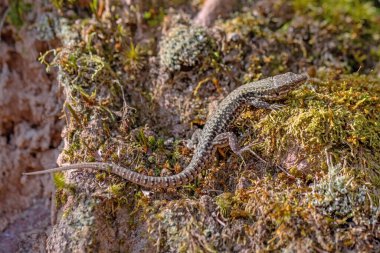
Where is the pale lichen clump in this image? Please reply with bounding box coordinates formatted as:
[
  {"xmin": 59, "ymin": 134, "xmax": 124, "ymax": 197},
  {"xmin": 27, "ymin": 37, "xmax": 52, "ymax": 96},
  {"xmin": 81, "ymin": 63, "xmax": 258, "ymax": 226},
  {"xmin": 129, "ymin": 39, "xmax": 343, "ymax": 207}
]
[
  {"xmin": 159, "ymin": 25, "xmax": 214, "ymax": 72},
  {"xmin": 310, "ymin": 155, "xmax": 369, "ymax": 218}
]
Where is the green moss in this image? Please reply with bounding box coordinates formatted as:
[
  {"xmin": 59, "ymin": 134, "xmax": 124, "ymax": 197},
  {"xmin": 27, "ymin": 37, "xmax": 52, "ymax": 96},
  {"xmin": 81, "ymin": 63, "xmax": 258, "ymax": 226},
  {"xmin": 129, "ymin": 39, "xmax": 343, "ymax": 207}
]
[
  {"xmin": 95, "ymin": 172, "xmax": 107, "ymax": 181},
  {"xmin": 215, "ymin": 192, "xmax": 234, "ymax": 218},
  {"xmin": 135, "ymin": 128, "xmax": 149, "ymax": 149},
  {"xmin": 53, "ymin": 172, "xmax": 76, "ymax": 208},
  {"xmin": 107, "ymin": 183, "xmax": 126, "ymax": 197},
  {"xmin": 44, "ymin": 43, "xmax": 136, "ymax": 163},
  {"xmin": 254, "ymin": 73, "xmax": 379, "ymax": 182},
  {"xmin": 51, "ymin": 0, "xmax": 76, "ymax": 10},
  {"xmin": 88, "ymin": 0, "xmax": 99, "ymax": 16},
  {"xmin": 53, "ymin": 172, "xmax": 76, "ymax": 193},
  {"xmin": 220, "ymin": 12, "xmax": 265, "ymax": 41},
  {"xmin": 53, "ymin": 172, "xmax": 66, "ymax": 190}
]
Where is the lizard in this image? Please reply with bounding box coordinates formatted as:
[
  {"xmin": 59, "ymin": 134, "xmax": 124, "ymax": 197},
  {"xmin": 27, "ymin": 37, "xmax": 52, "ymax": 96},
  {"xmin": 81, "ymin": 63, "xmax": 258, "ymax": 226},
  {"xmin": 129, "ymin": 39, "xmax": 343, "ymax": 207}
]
[{"xmin": 23, "ymin": 72, "xmax": 308, "ymax": 188}]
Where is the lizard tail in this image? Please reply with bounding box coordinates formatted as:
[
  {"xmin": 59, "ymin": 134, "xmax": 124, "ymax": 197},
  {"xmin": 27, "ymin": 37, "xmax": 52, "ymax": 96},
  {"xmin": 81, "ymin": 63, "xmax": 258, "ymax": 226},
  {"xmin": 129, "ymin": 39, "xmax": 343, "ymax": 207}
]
[
  {"xmin": 23, "ymin": 166, "xmax": 79, "ymax": 175},
  {"xmin": 23, "ymin": 162, "xmax": 198, "ymax": 188}
]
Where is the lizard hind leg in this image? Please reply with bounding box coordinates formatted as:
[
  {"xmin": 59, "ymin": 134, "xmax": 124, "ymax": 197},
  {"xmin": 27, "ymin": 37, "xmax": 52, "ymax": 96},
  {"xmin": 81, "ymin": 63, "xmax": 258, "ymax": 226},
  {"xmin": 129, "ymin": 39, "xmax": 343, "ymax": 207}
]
[
  {"xmin": 185, "ymin": 128, "xmax": 203, "ymax": 150},
  {"xmin": 211, "ymin": 132, "xmax": 255, "ymax": 165}
]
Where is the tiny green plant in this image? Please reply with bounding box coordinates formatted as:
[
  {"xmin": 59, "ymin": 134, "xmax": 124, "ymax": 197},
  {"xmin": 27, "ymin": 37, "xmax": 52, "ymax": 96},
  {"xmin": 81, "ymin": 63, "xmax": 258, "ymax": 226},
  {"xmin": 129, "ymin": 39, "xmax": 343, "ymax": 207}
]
[{"xmin": 123, "ymin": 42, "xmax": 145, "ymax": 71}]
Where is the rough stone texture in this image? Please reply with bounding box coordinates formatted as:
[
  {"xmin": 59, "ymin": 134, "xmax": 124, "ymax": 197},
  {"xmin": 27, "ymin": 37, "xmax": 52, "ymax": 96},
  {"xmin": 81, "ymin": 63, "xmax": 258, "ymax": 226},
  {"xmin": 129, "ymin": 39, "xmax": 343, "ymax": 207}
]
[{"xmin": 0, "ymin": 1, "xmax": 63, "ymax": 250}]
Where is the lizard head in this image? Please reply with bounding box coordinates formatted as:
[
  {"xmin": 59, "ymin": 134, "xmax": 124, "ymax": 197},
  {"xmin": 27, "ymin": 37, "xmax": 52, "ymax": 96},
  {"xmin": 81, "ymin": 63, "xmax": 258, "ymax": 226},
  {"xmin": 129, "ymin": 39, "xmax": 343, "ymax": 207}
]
[{"xmin": 258, "ymin": 72, "xmax": 308, "ymax": 100}]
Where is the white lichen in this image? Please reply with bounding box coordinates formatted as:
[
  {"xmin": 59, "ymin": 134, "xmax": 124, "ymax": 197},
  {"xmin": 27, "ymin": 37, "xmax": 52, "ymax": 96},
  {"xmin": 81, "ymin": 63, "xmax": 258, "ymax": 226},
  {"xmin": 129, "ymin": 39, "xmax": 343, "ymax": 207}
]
[
  {"xmin": 310, "ymin": 153, "xmax": 368, "ymax": 217},
  {"xmin": 159, "ymin": 25, "xmax": 213, "ymax": 72}
]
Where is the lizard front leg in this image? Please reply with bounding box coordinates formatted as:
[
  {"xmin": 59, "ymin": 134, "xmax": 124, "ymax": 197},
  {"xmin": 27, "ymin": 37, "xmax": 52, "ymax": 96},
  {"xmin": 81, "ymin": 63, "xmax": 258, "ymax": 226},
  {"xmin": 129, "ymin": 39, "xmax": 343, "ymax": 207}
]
[{"xmin": 247, "ymin": 98, "xmax": 285, "ymax": 110}]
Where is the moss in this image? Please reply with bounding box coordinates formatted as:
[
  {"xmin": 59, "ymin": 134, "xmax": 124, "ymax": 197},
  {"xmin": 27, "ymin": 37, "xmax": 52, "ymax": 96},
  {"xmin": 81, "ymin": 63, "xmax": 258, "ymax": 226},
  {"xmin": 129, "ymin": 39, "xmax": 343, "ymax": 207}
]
[
  {"xmin": 215, "ymin": 192, "xmax": 234, "ymax": 218},
  {"xmin": 54, "ymin": 172, "xmax": 67, "ymax": 189},
  {"xmin": 53, "ymin": 172, "xmax": 76, "ymax": 192},
  {"xmin": 95, "ymin": 172, "xmax": 107, "ymax": 181},
  {"xmin": 53, "ymin": 172, "xmax": 76, "ymax": 208},
  {"xmin": 253, "ymin": 73, "xmax": 379, "ymax": 183},
  {"xmin": 147, "ymin": 169, "xmax": 378, "ymax": 251},
  {"xmin": 107, "ymin": 183, "xmax": 126, "ymax": 197},
  {"xmin": 88, "ymin": 0, "xmax": 99, "ymax": 16},
  {"xmin": 143, "ymin": 7, "xmax": 165, "ymax": 27},
  {"xmin": 42, "ymin": 44, "xmax": 137, "ymax": 164},
  {"xmin": 147, "ymin": 199, "xmax": 221, "ymax": 253}
]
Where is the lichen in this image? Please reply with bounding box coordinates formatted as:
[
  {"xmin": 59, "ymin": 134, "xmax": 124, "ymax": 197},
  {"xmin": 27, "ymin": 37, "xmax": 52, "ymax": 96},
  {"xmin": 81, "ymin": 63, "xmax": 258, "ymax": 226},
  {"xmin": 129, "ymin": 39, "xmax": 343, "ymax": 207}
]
[
  {"xmin": 159, "ymin": 25, "xmax": 215, "ymax": 72},
  {"xmin": 309, "ymin": 153, "xmax": 370, "ymax": 218}
]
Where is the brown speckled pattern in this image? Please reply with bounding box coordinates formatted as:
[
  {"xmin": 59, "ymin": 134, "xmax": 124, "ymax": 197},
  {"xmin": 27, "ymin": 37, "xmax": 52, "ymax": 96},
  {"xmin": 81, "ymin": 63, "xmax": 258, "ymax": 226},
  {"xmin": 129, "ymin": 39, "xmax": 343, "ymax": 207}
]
[{"xmin": 24, "ymin": 73, "xmax": 308, "ymax": 188}]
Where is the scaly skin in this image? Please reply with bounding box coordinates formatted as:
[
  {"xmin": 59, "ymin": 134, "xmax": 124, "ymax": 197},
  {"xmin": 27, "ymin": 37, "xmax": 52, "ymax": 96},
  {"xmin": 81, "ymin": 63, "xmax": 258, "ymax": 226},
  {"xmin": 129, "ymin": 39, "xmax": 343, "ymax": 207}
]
[{"xmin": 24, "ymin": 72, "xmax": 308, "ymax": 188}]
